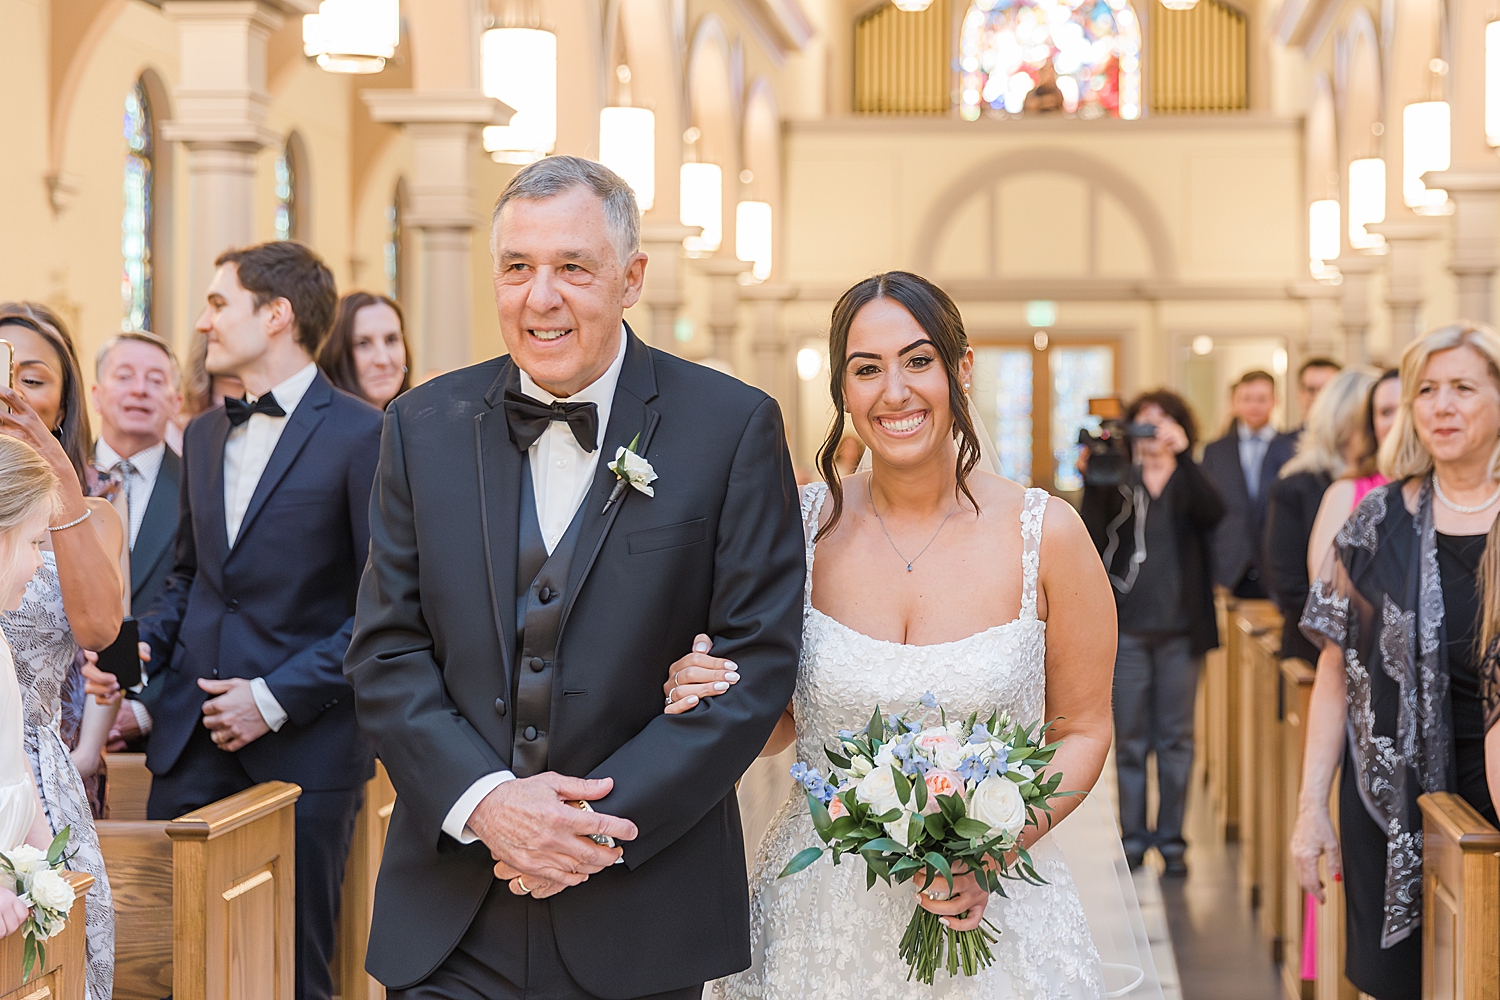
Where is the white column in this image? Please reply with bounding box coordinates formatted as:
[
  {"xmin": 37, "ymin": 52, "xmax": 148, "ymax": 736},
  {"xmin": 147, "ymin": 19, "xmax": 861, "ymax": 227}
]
[
  {"xmin": 160, "ymin": 0, "xmax": 315, "ymax": 306},
  {"xmin": 1424, "ymin": 0, "xmax": 1500, "ymax": 323},
  {"xmin": 639, "ymin": 224, "xmax": 699, "ymax": 349},
  {"xmin": 363, "ymin": 91, "xmax": 510, "ymax": 376},
  {"xmin": 1367, "ymin": 219, "xmax": 1445, "ymax": 348},
  {"xmin": 1337, "ymin": 254, "xmax": 1379, "ymax": 364},
  {"xmin": 740, "ymin": 283, "xmax": 798, "ymax": 405},
  {"xmin": 699, "ymin": 257, "xmax": 749, "ymax": 371}
]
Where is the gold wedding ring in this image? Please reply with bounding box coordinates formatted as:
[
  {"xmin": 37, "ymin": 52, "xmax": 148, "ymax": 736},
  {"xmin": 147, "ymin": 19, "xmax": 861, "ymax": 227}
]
[{"xmin": 516, "ymin": 876, "xmax": 531, "ymax": 895}]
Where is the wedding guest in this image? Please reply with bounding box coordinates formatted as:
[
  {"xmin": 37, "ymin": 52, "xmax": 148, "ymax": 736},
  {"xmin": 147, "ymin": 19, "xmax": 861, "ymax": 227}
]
[
  {"xmin": 1293, "ymin": 323, "xmax": 1500, "ymax": 1000},
  {"xmin": 317, "ymin": 291, "xmax": 410, "ymax": 409},
  {"xmin": 1202, "ymin": 370, "xmax": 1297, "ymax": 598},
  {"xmin": 1304, "ymin": 368, "xmax": 1401, "ymax": 581},
  {"xmin": 1264, "ymin": 367, "xmax": 1378, "ymax": 664},
  {"xmin": 121, "ymin": 242, "xmax": 380, "ymax": 1000},
  {"xmin": 1296, "ymin": 356, "xmax": 1342, "ymax": 427},
  {"xmin": 170, "ymin": 332, "xmax": 244, "ymax": 453},
  {"xmin": 0, "ymin": 308, "xmax": 123, "ymax": 1000},
  {"xmin": 91, "ymin": 331, "xmax": 182, "ymax": 614},
  {"xmin": 1079, "ymin": 389, "xmax": 1224, "ymax": 875}
]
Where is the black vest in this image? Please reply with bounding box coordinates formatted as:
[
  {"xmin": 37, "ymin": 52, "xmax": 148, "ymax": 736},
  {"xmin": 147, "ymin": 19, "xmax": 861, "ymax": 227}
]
[{"xmin": 510, "ymin": 460, "xmax": 586, "ymax": 777}]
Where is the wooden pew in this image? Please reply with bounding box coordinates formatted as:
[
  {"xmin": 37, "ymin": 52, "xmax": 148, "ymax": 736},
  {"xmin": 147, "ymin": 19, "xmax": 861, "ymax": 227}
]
[
  {"xmin": 1247, "ymin": 608, "xmax": 1287, "ymax": 959},
  {"xmin": 1418, "ymin": 791, "xmax": 1500, "ymax": 1000},
  {"xmin": 333, "ymin": 762, "xmax": 396, "ymax": 1000},
  {"xmin": 1208, "ymin": 593, "xmax": 1242, "ymax": 840},
  {"xmin": 1233, "ymin": 600, "xmax": 1280, "ymax": 920},
  {"xmin": 1280, "ymin": 657, "xmax": 1316, "ymax": 1000},
  {"xmin": 104, "ymin": 752, "xmax": 151, "ymax": 820},
  {"xmin": 0, "ymin": 871, "xmax": 93, "ymax": 1000},
  {"xmin": 98, "ymin": 781, "xmax": 301, "ymax": 1000},
  {"xmin": 1315, "ymin": 770, "xmax": 1359, "ymax": 1000}
]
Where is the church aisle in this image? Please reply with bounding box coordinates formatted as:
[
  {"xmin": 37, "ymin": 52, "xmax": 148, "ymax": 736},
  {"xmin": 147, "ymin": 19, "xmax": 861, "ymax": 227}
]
[{"xmin": 1154, "ymin": 776, "xmax": 1285, "ymax": 1000}]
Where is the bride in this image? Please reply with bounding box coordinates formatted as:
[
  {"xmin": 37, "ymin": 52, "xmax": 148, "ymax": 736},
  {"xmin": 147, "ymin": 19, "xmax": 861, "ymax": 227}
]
[{"xmin": 663, "ymin": 272, "xmax": 1118, "ymax": 999}]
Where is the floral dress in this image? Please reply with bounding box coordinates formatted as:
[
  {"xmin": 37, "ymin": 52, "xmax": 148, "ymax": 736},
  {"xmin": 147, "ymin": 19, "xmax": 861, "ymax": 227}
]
[{"xmin": 2, "ymin": 552, "xmax": 114, "ymax": 1000}]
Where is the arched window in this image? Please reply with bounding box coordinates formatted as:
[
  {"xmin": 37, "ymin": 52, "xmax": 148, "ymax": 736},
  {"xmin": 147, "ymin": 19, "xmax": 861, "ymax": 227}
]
[
  {"xmin": 384, "ymin": 180, "xmax": 404, "ymax": 300},
  {"xmin": 122, "ymin": 80, "xmax": 154, "ymax": 331},
  {"xmin": 274, "ymin": 142, "xmax": 297, "ymax": 242},
  {"xmin": 957, "ymin": 0, "xmax": 1141, "ymax": 120}
]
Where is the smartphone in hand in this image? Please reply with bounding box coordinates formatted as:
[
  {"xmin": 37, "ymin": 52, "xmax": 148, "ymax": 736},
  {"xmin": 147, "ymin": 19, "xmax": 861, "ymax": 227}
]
[{"xmin": 95, "ymin": 618, "xmax": 142, "ymax": 689}]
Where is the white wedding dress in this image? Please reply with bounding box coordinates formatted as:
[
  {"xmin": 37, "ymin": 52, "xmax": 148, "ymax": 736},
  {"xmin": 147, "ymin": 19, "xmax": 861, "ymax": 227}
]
[{"xmin": 717, "ymin": 484, "xmax": 1107, "ymax": 1000}]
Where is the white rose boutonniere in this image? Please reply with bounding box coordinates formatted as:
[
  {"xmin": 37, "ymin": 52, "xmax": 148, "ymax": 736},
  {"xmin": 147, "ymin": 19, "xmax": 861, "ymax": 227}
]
[{"xmin": 602, "ymin": 433, "xmax": 657, "ymax": 514}]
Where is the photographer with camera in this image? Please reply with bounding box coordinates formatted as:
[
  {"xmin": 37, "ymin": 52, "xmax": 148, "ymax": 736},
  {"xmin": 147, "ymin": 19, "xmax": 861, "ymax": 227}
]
[{"xmin": 1080, "ymin": 390, "xmax": 1224, "ymax": 875}]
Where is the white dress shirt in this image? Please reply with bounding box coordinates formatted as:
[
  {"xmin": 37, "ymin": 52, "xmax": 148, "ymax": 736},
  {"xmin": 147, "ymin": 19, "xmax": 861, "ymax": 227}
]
[
  {"xmin": 226, "ymin": 362, "xmax": 319, "ymax": 733},
  {"xmin": 95, "ymin": 439, "xmax": 166, "ymax": 550},
  {"xmin": 440, "ymin": 326, "xmax": 628, "ymax": 844}
]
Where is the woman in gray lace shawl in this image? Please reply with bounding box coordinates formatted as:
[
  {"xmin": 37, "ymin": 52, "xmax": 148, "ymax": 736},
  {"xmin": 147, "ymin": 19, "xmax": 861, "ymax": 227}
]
[{"xmin": 1291, "ymin": 322, "xmax": 1500, "ymax": 1000}]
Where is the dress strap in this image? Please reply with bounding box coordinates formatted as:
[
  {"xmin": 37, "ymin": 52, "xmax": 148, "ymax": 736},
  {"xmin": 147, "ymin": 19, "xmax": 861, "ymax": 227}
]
[
  {"xmin": 800, "ymin": 483, "xmax": 830, "ymax": 609},
  {"xmin": 1019, "ymin": 487, "xmax": 1048, "ymax": 620}
]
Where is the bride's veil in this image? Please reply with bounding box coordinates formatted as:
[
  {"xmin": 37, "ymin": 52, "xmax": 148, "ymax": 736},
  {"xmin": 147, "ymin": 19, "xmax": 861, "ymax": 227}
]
[{"xmin": 855, "ymin": 396, "xmax": 1002, "ymax": 478}]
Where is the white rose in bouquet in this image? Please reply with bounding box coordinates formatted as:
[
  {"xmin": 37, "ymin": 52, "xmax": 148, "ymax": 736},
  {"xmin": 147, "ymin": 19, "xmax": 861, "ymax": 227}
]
[
  {"xmin": 848, "ymin": 755, "xmax": 873, "ymax": 778},
  {"xmin": 936, "ymin": 744, "xmax": 967, "ymax": 772},
  {"xmin": 3, "ymin": 845, "xmax": 48, "ymax": 879},
  {"xmin": 856, "ymin": 765, "xmax": 905, "ymax": 816},
  {"xmin": 873, "ymin": 744, "xmax": 896, "ymax": 769},
  {"xmin": 27, "ymin": 869, "xmax": 74, "ymax": 935},
  {"xmin": 969, "ymin": 774, "xmax": 1027, "ymax": 838}
]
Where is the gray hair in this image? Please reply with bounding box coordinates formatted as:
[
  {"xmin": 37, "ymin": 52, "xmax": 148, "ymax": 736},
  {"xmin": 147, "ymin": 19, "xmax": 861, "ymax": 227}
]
[
  {"xmin": 490, "ymin": 156, "xmax": 641, "ymax": 265},
  {"xmin": 95, "ymin": 330, "xmax": 180, "ymax": 385}
]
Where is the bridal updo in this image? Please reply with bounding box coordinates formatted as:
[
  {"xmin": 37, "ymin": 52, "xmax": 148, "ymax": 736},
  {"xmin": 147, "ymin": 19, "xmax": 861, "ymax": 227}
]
[{"xmin": 816, "ymin": 271, "xmax": 983, "ymax": 541}]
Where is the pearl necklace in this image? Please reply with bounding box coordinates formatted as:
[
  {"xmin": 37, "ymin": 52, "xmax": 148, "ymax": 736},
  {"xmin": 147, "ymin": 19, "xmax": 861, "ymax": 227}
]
[{"xmin": 1432, "ymin": 473, "xmax": 1500, "ymax": 514}]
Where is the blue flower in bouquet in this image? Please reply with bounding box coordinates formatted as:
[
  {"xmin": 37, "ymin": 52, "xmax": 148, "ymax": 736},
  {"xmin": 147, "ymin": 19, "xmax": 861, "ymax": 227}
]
[
  {"xmin": 957, "ymin": 754, "xmax": 990, "ymax": 784},
  {"xmin": 966, "ymin": 722, "xmax": 991, "ymax": 745},
  {"xmin": 919, "ymin": 691, "xmax": 939, "ymax": 709},
  {"xmin": 789, "ymin": 761, "xmax": 835, "ymax": 804}
]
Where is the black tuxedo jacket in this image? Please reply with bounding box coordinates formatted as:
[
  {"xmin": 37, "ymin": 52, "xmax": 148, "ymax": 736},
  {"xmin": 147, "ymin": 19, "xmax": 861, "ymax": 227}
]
[
  {"xmin": 1200, "ymin": 422, "xmax": 1298, "ymax": 591},
  {"xmin": 345, "ymin": 332, "xmax": 805, "ymax": 996},
  {"xmin": 130, "ymin": 445, "xmax": 181, "ymax": 614},
  {"xmin": 137, "ymin": 372, "xmax": 382, "ymax": 791}
]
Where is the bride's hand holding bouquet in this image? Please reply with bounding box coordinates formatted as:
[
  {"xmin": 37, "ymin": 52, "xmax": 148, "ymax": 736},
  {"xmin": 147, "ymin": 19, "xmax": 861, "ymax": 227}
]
[{"xmin": 779, "ymin": 694, "xmax": 1074, "ymax": 984}]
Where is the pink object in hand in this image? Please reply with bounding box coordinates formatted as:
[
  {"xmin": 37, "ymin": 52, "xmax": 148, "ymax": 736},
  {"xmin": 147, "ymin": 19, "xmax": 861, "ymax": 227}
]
[{"xmin": 1301, "ymin": 890, "xmax": 1318, "ymax": 980}]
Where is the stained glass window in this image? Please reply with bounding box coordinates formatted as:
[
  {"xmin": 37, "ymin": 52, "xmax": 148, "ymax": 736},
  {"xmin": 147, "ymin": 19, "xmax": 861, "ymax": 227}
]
[
  {"xmin": 384, "ymin": 185, "xmax": 403, "ymax": 300},
  {"xmin": 958, "ymin": 0, "xmax": 1141, "ymax": 121},
  {"xmin": 1050, "ymin": 346, "xmax": 1114, "ymax": 491},
  {"xmin": 275, "ymin": 145, "xmax": 296, "ymax": 242},
  {"xmin": 122, "ymin": 81, "xmax": 153, "ymax": 332},
  {"xmin": 972, "ymin": 348, "xmax": 1035, "ymax": 485}
]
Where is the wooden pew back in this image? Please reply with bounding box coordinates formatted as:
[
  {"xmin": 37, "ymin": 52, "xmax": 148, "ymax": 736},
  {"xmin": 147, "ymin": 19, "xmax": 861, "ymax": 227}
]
[
  {"xmin": 335, "ymin": 763, "xmax": 396, "ymax": 1000},
  {"xmin": 99, "ymin": 781, "xmax": 301, "ymax": 1000},
  {"xmin": 104, "ymin": 753, "xmax": 151, "ymax": 821},
  {"xmin": 1419, "ymin": 791, "xmax": 1500, "ymax": 1000},
  {"xmin": 1279, "ymin": 658, "xmax": 1316, "ymax": 1000},
  {"xmin": 0, "ymin": 872, "xmax": 93, "ymax": 1000}
]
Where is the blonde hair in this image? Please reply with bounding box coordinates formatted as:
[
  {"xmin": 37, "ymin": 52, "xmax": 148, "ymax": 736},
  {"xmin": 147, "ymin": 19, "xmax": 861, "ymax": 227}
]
[
  {"xmin": 1280, "ymin": 366, "xmax": 1379, "ymax": 480},
  {"xmin": 0, "ymin": 436, "xmax": 59, "ymax": 533},
  {"xmin": 1379, "ymin": 321, "xmax": 1500, "ymax": 482}
]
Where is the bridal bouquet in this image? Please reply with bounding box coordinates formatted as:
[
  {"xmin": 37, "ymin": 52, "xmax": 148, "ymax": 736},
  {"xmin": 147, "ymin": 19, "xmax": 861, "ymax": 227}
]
[
  {"xmin": 779, "ymin": 695, "xmax": 1070, "ymax": 984},
  {"xmin": 0, "ymin": 828, "xmax": 75, "ymax": 981}
]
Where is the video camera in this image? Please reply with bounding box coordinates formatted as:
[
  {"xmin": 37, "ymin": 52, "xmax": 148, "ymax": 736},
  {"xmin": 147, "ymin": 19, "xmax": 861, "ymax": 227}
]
[{"xmin": 1078, "ymin": 397, "xmax": 1157, "ymax": 488}]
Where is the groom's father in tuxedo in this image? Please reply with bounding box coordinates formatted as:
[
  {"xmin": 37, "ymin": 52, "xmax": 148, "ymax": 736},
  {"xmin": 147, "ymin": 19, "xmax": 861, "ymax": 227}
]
[
  {"xmin": 136, "ymin": 242, "xmax": 382, "ymax": 1000},
  {"xmin": 346, "ymin": 157, "xmax": 804, "ymax": 1000}
]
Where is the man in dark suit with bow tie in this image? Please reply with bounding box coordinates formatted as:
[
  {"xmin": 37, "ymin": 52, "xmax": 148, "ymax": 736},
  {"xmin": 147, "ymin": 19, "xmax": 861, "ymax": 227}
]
[
  {"xmin": 133, "ymin": 242, "xmax": 382, "ymax": 1000},
  {"xmin": 346, "ymin": 157, "xmax": 805, "ymax": 999}
]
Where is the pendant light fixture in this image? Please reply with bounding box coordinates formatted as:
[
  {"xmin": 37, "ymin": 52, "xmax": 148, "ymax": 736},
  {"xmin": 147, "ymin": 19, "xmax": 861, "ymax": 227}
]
[
  {"xmin": 302, "ymin": 0, "xmax": 400, "ymax": 74},
  {"xmin": 735, "ymin": 201, "xmax": 772, "ymax": 280},
  {"xmin": 1347, "ymin": 157, "xmax": 1387, "ymax": 250},
  {"xmin": 1403, "ymin": 100, "xmax": 1451, "ymax": 214},
  {"xmin": 680, "ymin": 163, "xmax": 722, "ymax": 254},
  {"xmin": 600, "ymin": 107, "xmax": 655, "ymax": 211},
  {"xmin": 481, "ymin": 27, "xmax": 557, "ymax": 164}
]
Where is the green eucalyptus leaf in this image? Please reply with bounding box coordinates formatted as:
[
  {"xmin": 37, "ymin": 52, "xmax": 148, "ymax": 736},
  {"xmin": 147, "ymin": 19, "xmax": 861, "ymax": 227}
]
[
  {"xmin": 46, "ymin": 826, "xmax": 69, "ymax": 866},
  {"xmin": 891, "ymin": 768, "xmax": 911, "ymax": 805},
  {"xmin": 868, "ymin": 704, "xmax": 884, "ymax": 742},
  {"xmin": 953, "ymin": 817, "xmax": 992, "ymax": 839},
  {"xmin": 777, "ymin": 847, "xmax": 825, "ymax": 878},
  {"xmin": 859, "ymin": 837, "xmax": 905, "ymax": 855},
  {"xmin": 825, "ymin": 748, "xmax": 852, "ymax": 769},
  {"xmin": 923, "ymin": 852, "xmax": 954, "ymax": 892},
  {"xmin": 913, "ymin": 771, "xmax": 928, "ymax": 812},
  {"xmin": 808, "ymin": 794, "xmax": 833, "ymax": 839},
  {"xmin": 922, "ymin": 812, "xmax": 948, "ymax": 840},
  {"xmin": 828, "ymin": 815, "xmax": 859, "ymax": 839}
]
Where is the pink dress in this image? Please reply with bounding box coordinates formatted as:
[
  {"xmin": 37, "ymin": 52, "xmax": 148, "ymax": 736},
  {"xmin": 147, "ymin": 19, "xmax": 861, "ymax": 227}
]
[{"xmin": 1352, "ymin": 473, "xmax": 1387, "ymax": 505}]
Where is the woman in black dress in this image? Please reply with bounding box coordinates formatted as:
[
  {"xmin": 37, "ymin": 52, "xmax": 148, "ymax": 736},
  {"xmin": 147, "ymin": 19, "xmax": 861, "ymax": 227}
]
[
  {"xmin": 1292, "ymin": 322, "xmax": 1500, "ymax": 1000},
  {"xmin": 1264, "ymin": 367, "xmax": 1378, "ymax": 663}
]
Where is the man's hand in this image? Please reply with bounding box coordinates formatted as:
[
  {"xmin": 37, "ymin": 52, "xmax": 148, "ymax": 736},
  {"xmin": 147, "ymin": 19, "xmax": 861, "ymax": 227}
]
[
  {"xmin": 107, "ymin": 705, "xmax": 143, "ymax": 753},
  {"xmin": 198, "ymin": 678, "xmax": 271, "ymax": 752},
  {"xmin": 467, "ymin": 773, "xmax": 638, "ymax": 899}
]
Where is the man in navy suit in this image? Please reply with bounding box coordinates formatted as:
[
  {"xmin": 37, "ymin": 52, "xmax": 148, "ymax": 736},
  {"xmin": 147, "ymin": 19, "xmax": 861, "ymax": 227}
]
[
  {"xmin": 134, "ymin": 242, "xmax": 382, "ymax": 1000},
  {"xmin": 1200, "ymin": 369, "xmax": 1297, "ymax": 599}
]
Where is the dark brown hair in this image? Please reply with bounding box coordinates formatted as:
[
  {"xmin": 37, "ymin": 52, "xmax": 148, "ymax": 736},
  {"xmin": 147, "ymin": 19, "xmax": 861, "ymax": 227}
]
[
  {"xmin": 1354, "ymin": 368, "xmax": 1400, "ymax": 478},
  {"xmin": 317, "ymin": 292, "xmax": 410, "ymax": 407},
  {"xmin": 0, "ymin": 303, "xmax": 92, "ymax": 488},
  {"xmin": 1297, "ymin": 356, "xmax": 1342, "ymax": 380},
  {"xmin": 816, "ymin": 271, "xmax": 981, "ymax": 541},
  {"xmin": 1233, "ymin": 369, "xmax": 1277, "ymax": 391},
  {"xmin": 215, "ymin": 241, "xmax": 337, "ymax": 356},
  {"xmin": 1124, "ymin": 389, "xmax": 1199, "ymax": 450}
]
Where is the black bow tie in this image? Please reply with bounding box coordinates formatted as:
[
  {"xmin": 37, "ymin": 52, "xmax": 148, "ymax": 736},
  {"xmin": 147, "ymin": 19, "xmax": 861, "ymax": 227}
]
[
  {"xmin": 224, "ymin": 392, "xmax": 287, "ymax": 428},
  {"xmin": 502, "ymin": 390, "xmax": 599, "ymax": 453}
]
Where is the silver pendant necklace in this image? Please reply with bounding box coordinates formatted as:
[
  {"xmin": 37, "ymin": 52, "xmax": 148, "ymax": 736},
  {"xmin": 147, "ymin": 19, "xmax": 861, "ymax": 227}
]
[
  {"xmin": 1432, "ymin": 473, "xmax": 1500, "ymax": 514},
  {"xmin": 868, "ymin": 479, "xmax": 960, "ymax": 572}
]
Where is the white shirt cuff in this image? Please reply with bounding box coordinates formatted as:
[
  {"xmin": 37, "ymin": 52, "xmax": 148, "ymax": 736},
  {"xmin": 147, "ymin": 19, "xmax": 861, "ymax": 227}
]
[
  {"xmin": 128, "ymin": 699, "xmax": 152, "ymax": 735},
  {"xmin": 442, "ymin": 771, "xmax": 517, "ymax": 843},
  {"xmin": 249, "ymin": 677, "xmax": 289, "ymax": 732}
]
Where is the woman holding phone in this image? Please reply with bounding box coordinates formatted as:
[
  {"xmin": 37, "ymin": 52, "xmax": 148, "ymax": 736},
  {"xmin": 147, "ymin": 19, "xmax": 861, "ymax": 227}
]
[{"xmin": 0, "ymin": 306, "xmax": 122, "ymax": 1000}]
